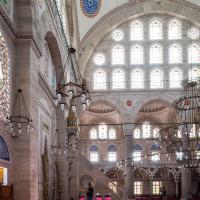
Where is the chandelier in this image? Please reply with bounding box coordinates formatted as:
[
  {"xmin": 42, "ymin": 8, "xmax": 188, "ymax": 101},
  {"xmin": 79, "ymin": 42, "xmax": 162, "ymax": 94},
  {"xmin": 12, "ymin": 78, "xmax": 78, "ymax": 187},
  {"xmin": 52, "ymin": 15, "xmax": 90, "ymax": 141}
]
[
  {"xmin": 55, "ymin": 47, "xmax": 91, "ymax": 112},
  {"xmin": 6, "ymin": 89, "xmax": 33, "ymax": 136},
  {"xmin": 159, "ymin": 79, "xmax": 200, "ymax": 169}
]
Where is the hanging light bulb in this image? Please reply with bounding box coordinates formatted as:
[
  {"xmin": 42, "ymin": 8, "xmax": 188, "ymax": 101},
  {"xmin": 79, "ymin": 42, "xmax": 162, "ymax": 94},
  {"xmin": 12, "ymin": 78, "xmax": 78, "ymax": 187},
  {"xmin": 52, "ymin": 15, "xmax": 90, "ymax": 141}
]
[
  {"xmin": 82, "ymin": 102, "xmax": 86, "ymax": 111},
  {"xmin": 54, "ymin": 98, "xmax": 59, "ymax": 107},
  {"xmin": 57, "ymin": 93, "xmax": 62, "ymax": 102},
  {"xmin": 68, "ymin": 90, "xmax": 74, "ymax": 99},
  {"xmin": 17, "ymin": 122, "xmax": 22, "ymax": 129},
  {"xmin": 86, "ymin": 98, "xmax": 91, "ymax": 106},
  {"xmin": 81, "ymin": 93, "xmax": 86, "ymax": 101},
  {"xmin": 60, "ymin": 103, "xmax": 65, "ymax": 111},
  {"xmin": 72, "ymin": 105, "xmax": 76, "ymax": 112}
]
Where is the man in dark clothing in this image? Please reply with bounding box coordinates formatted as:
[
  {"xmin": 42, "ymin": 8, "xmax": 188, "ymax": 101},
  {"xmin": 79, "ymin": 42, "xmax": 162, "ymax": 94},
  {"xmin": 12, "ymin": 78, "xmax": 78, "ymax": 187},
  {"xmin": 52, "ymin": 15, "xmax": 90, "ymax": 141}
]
[{"xmin": 86, "ymin": 182, "xmax": 94, "ymax": 200}]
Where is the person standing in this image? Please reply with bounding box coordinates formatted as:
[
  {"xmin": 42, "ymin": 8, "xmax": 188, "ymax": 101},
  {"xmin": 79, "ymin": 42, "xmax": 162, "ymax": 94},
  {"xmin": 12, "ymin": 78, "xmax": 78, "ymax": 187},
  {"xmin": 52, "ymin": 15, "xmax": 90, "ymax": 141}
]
[{"xmin": 86, "ymin": 182, "xmax": 94, "ymax": 200}]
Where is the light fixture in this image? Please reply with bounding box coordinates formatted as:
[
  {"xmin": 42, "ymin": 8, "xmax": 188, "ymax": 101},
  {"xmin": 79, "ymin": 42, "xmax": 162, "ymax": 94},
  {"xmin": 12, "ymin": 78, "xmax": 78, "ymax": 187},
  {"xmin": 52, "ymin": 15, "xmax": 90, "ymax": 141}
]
[
  {"xmin": 159, "ymin": 80, "xmax": 200, "ymax": 169},
  {"xmin": 6, "ymin": 89, "xmax": 33, "ymax": 135},
  {"xmin": 55, "ymin": 47, "xmax": 91, "ymax": 112}
]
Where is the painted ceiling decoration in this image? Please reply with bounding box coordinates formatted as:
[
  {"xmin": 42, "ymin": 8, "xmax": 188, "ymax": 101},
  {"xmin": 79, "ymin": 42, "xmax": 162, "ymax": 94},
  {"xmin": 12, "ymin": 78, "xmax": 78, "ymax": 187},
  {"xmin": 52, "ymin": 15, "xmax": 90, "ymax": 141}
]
[
  {"xmin": 0, "ymin": 136, "xmax": 10, "ymax": 161},
  {"xmin": 80, "ymin": 0, "xmax": 101, "ymax": 18}
]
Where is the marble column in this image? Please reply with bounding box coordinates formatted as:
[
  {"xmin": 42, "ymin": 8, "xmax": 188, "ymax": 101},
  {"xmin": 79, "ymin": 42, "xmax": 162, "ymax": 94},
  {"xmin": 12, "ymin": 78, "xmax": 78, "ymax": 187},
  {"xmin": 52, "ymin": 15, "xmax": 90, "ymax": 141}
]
[
  {"xmin": 123, "ymin": 124, "xmax": 134, "ymax": 199},
  {"xmin": 181, "ymin": 168, "xmax": 191, "ymax": 198}
]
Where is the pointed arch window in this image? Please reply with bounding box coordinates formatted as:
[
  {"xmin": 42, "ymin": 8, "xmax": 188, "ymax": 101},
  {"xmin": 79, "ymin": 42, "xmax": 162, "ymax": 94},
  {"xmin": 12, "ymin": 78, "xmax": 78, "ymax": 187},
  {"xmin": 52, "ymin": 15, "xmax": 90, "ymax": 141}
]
[
  {"xmin": 93, "ymin": 70, "xmax": 107, "ymax": 90},
  {"xmin": 168, "ymin": 19, "xmax": 182, "ymax": 40},
  {"xmin": 149, "ymin": 19, "xmax": 163, "ymax": 40},
  {"xmin": 0, "ymin": 31, "xmax": 9, "ymax": 119},
  {"xmin": 188, "ymin": 67, "xmax": 200, "ymax": 81},
  {"xmin": 169, "ymin": 68, "xmax": 182, "ymax": 88},
  {"xmin": 150, "ymin": 44, "xmax": 163, "ymax": 64},
  {"xmin": 131, "ymin": 69, "xmax": 144, "ymax": 89},
  {"xmin": 188, "ymin": 44, "xmax": 200, "ymax": 63},
  {"xmin": 143, "ymin": 122, "xmax": 151, "ymax": 138},
  {"xmin": 133, "ymin": 144, "xmax": 142, "ymax": 162},
  {"xmin": 150, "ymin": 69, "xmax": 163, "ymax": 89},
  {"xmin": 131, "ymin": 20, "xmax": 143, "ymax": 41},
  {"xmin": 169, "ymin": 44, "xmax": 182, "ymax": 64},
  {"xmin": 131, "ymin": 45, "xmax": 144, "ymax": 65},
  {"xmin": 112, "ymin": 45, "xmax": 125, "ymax": 65},
  {"xmin": 112, "ymin": 69, "xmax": 125, "ymax": 89},
  {"xmin": 108, "ymin": 145, "xmax": 117, "ymax": 162}
]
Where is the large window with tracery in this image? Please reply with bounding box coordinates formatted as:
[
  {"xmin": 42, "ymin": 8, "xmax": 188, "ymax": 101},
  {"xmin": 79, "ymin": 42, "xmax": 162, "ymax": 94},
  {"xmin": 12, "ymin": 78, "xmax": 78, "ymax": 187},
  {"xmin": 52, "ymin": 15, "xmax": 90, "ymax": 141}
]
[
  {"xmin": 0, "ymin": 31, "xmax": 9, "ymax": 119},
  {"xmin": 91, "ymin": 15, "xmax": 200, "ymax": 91}
]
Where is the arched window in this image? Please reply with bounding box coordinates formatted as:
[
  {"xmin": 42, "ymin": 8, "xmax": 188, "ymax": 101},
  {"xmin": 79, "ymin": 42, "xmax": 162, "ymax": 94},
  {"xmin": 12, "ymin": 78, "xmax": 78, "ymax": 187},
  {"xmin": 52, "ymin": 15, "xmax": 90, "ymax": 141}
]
[
  {"xmin": 112, "ymin": 69, "xmax": 125, "ymax": 89},
  {"xmin": 150, "ymin": 69, "xmax": 163, "ymax": 89},
  {"xmin": 150, "ymin": 44, "xmax": 163, "ymax": 64},
  {"xmin": 169, "ymin": 44, "xmax": 182, "ymax": 63},
  {"xmin": 89, "ymin": 145, "xmax": 99, "ymax": 162},
  {"xmin": 112, "ymin": 45, "xmax": 125, "ymax": 65},
  {"xmin": 143, "ymin": 122, "xmax": 150, "ymax": 138},
  {"xmin": 131, "ymin": 20, "xmax": 143, "ymax": 41},
  {"xmin": 151, "ymin": 144, "xmax": 160, "ymax": 161},
  {"xmin": 149, "ymin": 19, "xmax": 163, "ymax": 40},
  {"xmin": 108, "ymin": 145, "xmax": 117, "ymax": 162},
  {"xmin": 168, "ymin": 19, "xmax": 182, "ymax": 40},
  {"xmin": 133, "ymin": 144, "xmax": 142, "ymax": 161},
  {"xmin": 93, "ymin": 70, "xmax": 107, "ymax": 90},
  {"xmin": 131, "ymin": 69, "xmax": 144, "ymax": 89},
  {"xmin": 153, "ymin": 128, "xmax": 160, "ymax": 138},
  {"xmin": 99, "ymin": 123, "xmax": 107, "ymax": 139},
  {"xmin": 188, "ymin": 67, "xmax": 200, "ymax": 81},
  {"xmin": 109, "ymin": 129, "xmax": 116, "ymax": 139},
  {"xmin": 133, "ymin": 128, "xmax": 141, "ymax": 139},
  {"xmin": 188, "ymin": 44, "xmax": 200, "ymax": 63},
  {"xmin": 169, "ymin": 68, "xmax": 182, "ymax": 88},
  {"xmin": 130, "ymin": 45, "xmax": 144, "ymax": 64},
  {"xmin": 90, "ymin": 129, "xmax": 97, "ymax": 139},
  {"xmin": 0, "ymin": 31, "xmax": 9, "ymax": 119}
]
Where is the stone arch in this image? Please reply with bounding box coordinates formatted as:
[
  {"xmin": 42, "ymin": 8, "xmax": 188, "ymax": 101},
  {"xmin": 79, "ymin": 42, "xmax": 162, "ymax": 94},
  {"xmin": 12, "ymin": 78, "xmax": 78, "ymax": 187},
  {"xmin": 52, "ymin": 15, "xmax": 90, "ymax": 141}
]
[
  {"xmin": 78, "ymin": 0, "xmax": 200, "ymax": 75},
  {"xmin": 45, "ymin": 31, "xmax": 64, "ymax": 85}
]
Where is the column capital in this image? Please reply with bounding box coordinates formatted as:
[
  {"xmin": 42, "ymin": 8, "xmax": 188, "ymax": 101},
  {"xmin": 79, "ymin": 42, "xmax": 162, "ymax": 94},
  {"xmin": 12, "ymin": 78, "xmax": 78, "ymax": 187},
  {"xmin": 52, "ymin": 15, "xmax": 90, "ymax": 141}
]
[{"xmin": 123, "ymin": 123, "xmax": 134, "ymax": 136}]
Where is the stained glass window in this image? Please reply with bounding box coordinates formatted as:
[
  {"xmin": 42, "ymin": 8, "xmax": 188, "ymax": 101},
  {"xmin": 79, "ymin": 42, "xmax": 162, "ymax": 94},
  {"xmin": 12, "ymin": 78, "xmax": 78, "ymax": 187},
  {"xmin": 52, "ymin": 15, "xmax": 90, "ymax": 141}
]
[
  {"xmin": 188, "ymin": 67, "xmax": 200, "ymax": 81},
  {"xmin": 112, "ymin": 69, "xmax": 125, "ymax": 89},
  {"xmin": 112, "ymin": 29, "xmax": 124, "ymax": 41},
  {"xmin": 169, "ymin": 44, "xmax": 182, "ymax": 64},
  {"xmin": 93, "ymin": 70, "xmax": 107, "ymax": 90},
  {"xmin": 0, "ymin": 31, "xmax": 9, "ymax": 119},
  {"xmin": 168, "ymin": 19, "xmax": 182, "ymax": 40},
  {"xmin": 169, "ymin": 68, "xmax": 182, "ymax": 88},
  {"xmin": 94, "ymin": 53, "xmax": 105, "ymax": 66},
  {"xmin": 133, "ymin": 128, "xmax": 141, "ymax": 139},
  {"xmin": 99, "ymin": 123, "xmax": 107, "ymax": 139},
  {"xmin": 188, "ymin": 27, "xmax": 200, "ymax": 40},
  {"xmin": 150, "ymin": 44, "xmax": 163, "ymax": 64},
  {"xmin": 131, "ymin": 45, "xmax": 144, "ymax": 64},
  {"xmin": 112, "ymin": 45, "xmax": 125, "ymax": 65},
  {"xmin": 131, "ymin": 20, "xmax": 143, "ymax": 41},
  {"xmin": 109, "ymin": 129, "xmax": 116, "ymax": 139},
  {"xmin": 150, "ymin": 69, "xmax": 163, "ymax": 89},
  {"xmin": 149, "ymin": 19, "xmax": 163, "ymax": 40},
  {"xmin": 153, "ymin": 128, "xmax": 160, "ymax": 138},
  {"xmin": 188, "ymin": 44, "xmax": 200, "ymax": 63},
  {"xmin": 90, "ymin": 128, "xmax": 97, "ymax": 139},
  {"xmin": 131, "ymin": 69, "xmax": 144, "ymax": 89}
]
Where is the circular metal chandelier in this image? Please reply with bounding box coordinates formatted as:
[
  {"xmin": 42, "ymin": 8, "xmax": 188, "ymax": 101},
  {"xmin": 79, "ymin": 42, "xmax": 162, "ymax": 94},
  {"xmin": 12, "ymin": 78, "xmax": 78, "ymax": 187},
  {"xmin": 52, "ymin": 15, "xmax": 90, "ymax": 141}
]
[
  {"xmin": 159, "ymin": 79, "xmax": 200, "ymax": 169},
  {"xmin": 55, "ymin": 47, "xmax": 91, "ymax": 112}
]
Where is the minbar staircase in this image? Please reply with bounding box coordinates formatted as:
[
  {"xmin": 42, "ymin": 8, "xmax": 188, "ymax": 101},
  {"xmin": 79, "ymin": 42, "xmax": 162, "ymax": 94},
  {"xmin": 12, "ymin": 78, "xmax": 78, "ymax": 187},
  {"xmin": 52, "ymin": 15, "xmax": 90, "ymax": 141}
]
[{"xmin": 79, "ymin": 154, "xmax": 124, "ymax": 200}]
